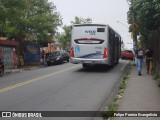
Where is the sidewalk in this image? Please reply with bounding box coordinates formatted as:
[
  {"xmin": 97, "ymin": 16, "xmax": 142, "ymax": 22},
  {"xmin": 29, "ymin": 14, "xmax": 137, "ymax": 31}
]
[
  {"xmin": 114, "ymin": 63, "xmax": 160, "ymax": 120},
  {"xmin": 5, "ymin": 65, "xmax": 44, "ymax": 74}
]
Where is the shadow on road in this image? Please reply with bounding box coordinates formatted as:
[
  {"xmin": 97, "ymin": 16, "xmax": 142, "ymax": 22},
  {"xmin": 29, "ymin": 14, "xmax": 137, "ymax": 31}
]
[{"xmin": 75, "ymin": 65, "xmax": 112, "ymax": 73}]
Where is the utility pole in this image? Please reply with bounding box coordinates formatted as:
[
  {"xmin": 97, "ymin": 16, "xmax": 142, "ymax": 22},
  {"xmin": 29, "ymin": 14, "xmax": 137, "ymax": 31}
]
[
  {"xmin": 126, "ymin": 0, "xmax": 138, "ymax": 66},
  {"xmin": 126, "ymin": 0, "xmax": 138, "ymax": 51}
]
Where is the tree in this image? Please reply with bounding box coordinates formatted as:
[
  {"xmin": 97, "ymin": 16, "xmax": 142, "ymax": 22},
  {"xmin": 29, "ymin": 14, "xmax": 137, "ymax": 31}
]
[
  {"xmin": 0, "ymin": 0, "xmax": 62, "ymax": 43},
  {"xmin": 24, "ymin": 0, "xmax": 62, "ymax": 43},
  {"xmin": 71, "ymin": 16, "xmax": 92, "ymax": 24},
  {"xmin": 58, "ymin": 16, "xmax": 92, "ymax": 50},
  {"xmin": 127, "ymin": 0, "xmax": 160, "ymax": 44},
  {"xmin": 58, "ymin": 25, "xmax": 71, "ymax": 50},
  {"xmin": 0, "ymin": 0, "xmax": 27, "ymax": 38}
]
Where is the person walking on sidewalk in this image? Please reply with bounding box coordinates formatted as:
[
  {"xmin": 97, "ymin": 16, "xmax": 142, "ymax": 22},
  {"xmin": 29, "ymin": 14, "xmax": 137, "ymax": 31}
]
[
  {"xmin": 135, "ymin": 45, "xmax": 144, "ymax": 76},
  {"xmin": 145, "ymin": 46, "xmax": 153, "ymax": 74}
]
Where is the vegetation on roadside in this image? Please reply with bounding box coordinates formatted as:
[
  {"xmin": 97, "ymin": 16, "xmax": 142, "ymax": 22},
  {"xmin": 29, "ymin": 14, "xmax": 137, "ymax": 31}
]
[
  {"xmin": 128, "ymin": 0, "xmax": 160, "ymax": 45},
  {"xmin": 0, "ymin": 0, "xmax": 62, "ymax": 43},
  {"xmin": 128, "ymin": 0, "xmax": 160, "ymax": 79},
  {"xmin": 118, "ymin": 74, "xmax": 129, "ymax": 95},
  {"xmin": 102, "ymin": 71, "xmax": 131, "ymax": 120},
  {"xmin": 153, "ymin": 69, "xmax": 160, "ymax": 87}
]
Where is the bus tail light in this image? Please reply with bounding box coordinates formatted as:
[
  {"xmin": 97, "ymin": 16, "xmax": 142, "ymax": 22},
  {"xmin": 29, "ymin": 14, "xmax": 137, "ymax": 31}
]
[
  {"xmin": 103, "ymin": 48, "xmax": 108, "ymax": 58},
  {"xmin": 70, "ymin": 47, "xmax": 74, "ymax": 57}
]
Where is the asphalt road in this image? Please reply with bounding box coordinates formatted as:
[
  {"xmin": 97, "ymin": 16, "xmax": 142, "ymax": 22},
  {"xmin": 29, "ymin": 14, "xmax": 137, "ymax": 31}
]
[{"xmin": 0, "ymin": 60, "xmax": 129, "ymax": 120}]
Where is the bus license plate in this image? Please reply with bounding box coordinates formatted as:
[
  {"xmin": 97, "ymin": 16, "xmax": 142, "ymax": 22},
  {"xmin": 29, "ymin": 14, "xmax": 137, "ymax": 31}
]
[{"xmin": 85, "ymin": 40, "xmax": 92, "ymax": 43}]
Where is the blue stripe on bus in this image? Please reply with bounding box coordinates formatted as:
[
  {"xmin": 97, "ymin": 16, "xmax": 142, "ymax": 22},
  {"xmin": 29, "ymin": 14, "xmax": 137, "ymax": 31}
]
[{"xmin": 78, "ymin": 53, "xmax": 101, "ymax": 58}]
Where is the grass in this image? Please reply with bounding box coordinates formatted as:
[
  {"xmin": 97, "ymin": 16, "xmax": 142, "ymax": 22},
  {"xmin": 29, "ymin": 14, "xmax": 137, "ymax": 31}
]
[
  {"xmin": 102, "ymin": 71, "xmax": 131, "ymax": 120},
  {"xmin": 152, "ymin": 70, "xmax": 160, "ymax": 87},
  {"xmin": 102, "ymin": 102, "xmax": 119, "ymax": 119},
  {"xmin": 118, "ymin": 72, "xmax": 130, "ymax": 95},
  {"xmin": 108, "ymin": 102, "xmax": 119, "ymax": 111}
]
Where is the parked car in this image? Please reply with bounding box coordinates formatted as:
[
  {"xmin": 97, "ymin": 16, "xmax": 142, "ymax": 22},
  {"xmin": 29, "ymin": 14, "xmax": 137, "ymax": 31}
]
[
  {"xmin": 45, "ymin": 51, "xmax": 70, "ymax": 66},
  {"xmin": 121, "ymin": 50, "xmax": 134, "ymax": 60}
]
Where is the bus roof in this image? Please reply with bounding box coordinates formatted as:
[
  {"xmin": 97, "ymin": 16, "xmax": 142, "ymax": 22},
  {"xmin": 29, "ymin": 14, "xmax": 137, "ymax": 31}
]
[
  {"xmin": 72, "ymin": 23, "xmax": 122, "ymax": 38},
  {"xmin": 73, "ymin": 24, "xmax": 107, "ymax": 27}
]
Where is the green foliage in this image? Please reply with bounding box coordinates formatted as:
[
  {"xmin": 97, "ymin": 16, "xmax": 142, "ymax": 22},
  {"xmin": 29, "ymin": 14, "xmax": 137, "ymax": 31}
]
[
  {"xmin": 153, "ymin": 72, "xmax": 160, "ymax": 80},
  {"xmin": 57, "ymin": 25, "xmax": 71, "ymax": 50},
  {"xmin": 119, "ymin": 78, "xmax": 127, "ymax": 90},
  {"xmin": 58, "ymin": 16, "xmax": 92, "ymax": 50},
  {"xmin": 102, "ymin": 102, "xmax": 118, "ymax": 119},
  {"xmin": 127, "ymin": 0, "xmax": 160, "ymax": 44},
  {"xmin": 152, "ymin": 71, "xmax": 160, "ymax": 87},
  {"xmin": 108, "ymin": 102, "xmax": 119, "ymax": 112},
  {"xmin": 0, "ymin": 0, "xmax": 62, "ymax": 43},
  {"xmin": 71, "ymin": 16, "xmax": 92, "ymax": 24}
]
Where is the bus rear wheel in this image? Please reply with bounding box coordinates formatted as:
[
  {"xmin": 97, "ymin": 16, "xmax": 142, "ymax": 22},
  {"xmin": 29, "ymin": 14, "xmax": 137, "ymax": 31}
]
[{"xmin": 82, "ymin": 63, "xmax": 88, "ymax": 68}]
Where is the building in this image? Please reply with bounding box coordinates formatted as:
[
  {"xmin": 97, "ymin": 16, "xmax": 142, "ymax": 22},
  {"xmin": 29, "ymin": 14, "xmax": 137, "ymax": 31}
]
[
  {"xmin": 0, "ymin": 37, "xmax": 19, "ymax": 69},
  {"xmin": 42, "ymin": 37, "xmax": 62, "ymax": 53}
]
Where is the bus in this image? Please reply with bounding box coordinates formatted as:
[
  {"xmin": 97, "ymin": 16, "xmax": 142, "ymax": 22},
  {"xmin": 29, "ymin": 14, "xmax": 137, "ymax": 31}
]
[{"xmin": 70, "ymin": 24, "xmax": 122, "ymax": 68}]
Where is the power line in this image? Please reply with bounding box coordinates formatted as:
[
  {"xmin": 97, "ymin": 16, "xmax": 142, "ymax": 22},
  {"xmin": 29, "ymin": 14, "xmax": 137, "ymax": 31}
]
[{"xmin": 116, "ymin": 21, "xmax": 128, "ymax": 29}]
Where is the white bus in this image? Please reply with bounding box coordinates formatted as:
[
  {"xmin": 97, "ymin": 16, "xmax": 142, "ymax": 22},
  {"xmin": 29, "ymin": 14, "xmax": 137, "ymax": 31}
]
[{"xmin": 70, "ymin": 24, "xmax": 122, "ymax": 68}]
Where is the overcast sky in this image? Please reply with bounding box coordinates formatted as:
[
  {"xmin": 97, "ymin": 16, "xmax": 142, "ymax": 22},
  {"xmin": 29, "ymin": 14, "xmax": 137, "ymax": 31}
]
[{"xmin": 49, "ymin": 0, "xmax": 133, "ymax": 49}]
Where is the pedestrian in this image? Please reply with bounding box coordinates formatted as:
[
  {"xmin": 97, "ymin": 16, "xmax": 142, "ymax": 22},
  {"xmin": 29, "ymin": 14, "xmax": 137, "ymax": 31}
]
[
  {"xmin": 135, "ymin": 45, "xmax": 144, "ymax": 76},
  {"xmin": 145, "ymin": 46, "xmax": 153, "ymax": 74},
  {"xmin": 41, "ymin": 50, "xmax": 46, "ymax": 65}
]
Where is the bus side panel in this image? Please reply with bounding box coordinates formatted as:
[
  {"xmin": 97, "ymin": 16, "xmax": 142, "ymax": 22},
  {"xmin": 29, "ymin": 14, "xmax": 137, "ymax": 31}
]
[{"xmin": 108, "ymin": 28, "xmax": 121, "ymax": 66}]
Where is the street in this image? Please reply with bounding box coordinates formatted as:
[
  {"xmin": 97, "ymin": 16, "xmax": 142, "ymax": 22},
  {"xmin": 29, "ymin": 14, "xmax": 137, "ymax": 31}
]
[{"xmin": 0, "ymin": 60, "xmax": 129, "ymax": 120}]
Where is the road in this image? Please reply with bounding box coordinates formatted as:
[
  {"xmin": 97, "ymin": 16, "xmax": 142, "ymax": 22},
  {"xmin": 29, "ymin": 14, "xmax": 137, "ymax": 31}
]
[{"xmin": 0, "ymin": 60, "xmax": 130, "ymax": 120}]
